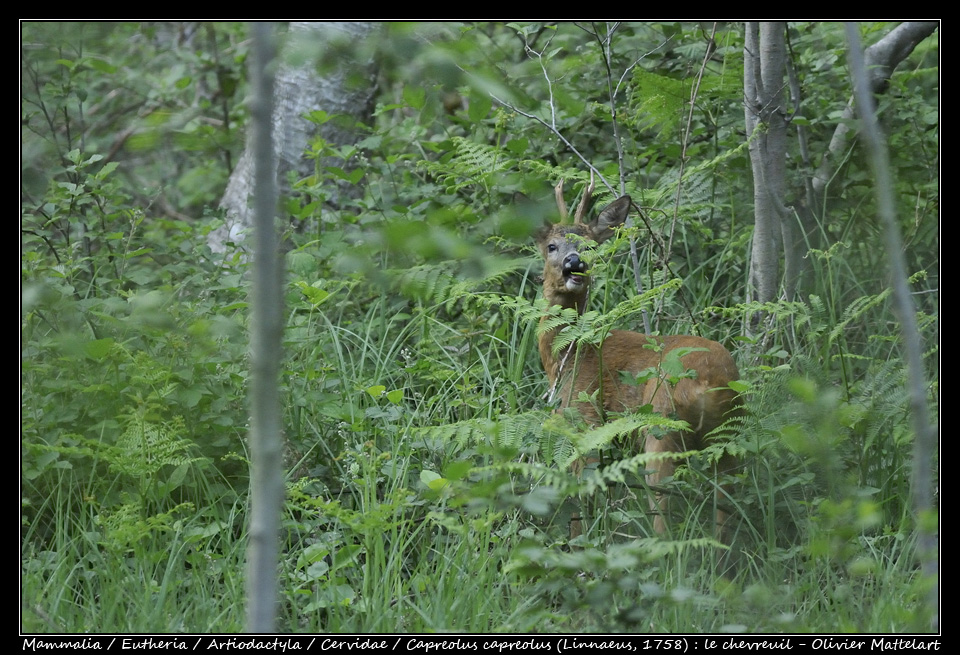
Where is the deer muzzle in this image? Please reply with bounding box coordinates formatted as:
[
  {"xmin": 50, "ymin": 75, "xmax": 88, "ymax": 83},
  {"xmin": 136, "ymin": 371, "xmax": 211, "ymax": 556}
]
[{"xmin": 562, "ymin": 253, "xmax": 588, "ymax": 289}]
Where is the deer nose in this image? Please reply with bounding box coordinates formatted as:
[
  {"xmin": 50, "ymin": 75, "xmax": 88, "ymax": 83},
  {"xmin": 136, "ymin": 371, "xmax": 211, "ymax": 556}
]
[{"xmin": 563, "ymin": 253, "xmax": 587, "ymax": 275}]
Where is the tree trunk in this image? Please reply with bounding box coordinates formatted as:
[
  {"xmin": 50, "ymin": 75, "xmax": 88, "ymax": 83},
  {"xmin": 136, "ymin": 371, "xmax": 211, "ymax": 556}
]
[
  {"xmin": 744, "ymin": 22, "xmax": 789, "ymax": 306},
  {"xmin": 211, "ymin": 21, "xmax": 380, "ymax": 253},
  {"xmin": 244, "ymin": 22, "xmax": 284, "ymax": 634},
  {"xmin": 744, "ymin": 21, "xmax": 936, "ymax": 309},
  {"xmin": 846, "ymin": 21, "xmax": 939, "ymax": 633}
]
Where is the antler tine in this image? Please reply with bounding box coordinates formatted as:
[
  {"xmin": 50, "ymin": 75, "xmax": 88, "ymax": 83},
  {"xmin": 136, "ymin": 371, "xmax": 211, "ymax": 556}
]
[
  {"xmin": 554, "ymin": 179, "xmax": 570, "ymax": 224},
  {"xmin": 573, "ymin": 171, "xmax": 595, "ymax": 225}
]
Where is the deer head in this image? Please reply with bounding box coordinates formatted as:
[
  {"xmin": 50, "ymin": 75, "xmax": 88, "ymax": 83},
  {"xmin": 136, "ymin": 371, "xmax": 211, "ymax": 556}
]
[{"xmin": 533, "ymin": 177, "xmax": 632, "ymax": 312}]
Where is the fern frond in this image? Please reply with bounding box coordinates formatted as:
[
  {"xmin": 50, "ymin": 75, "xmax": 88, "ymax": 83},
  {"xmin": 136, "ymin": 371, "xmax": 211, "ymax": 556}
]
[
  {"xmin": 412, "ymin": 410, "xmax": 551, "ymax": 452},
  {"xmin": 827, "ymin": 287, "xmax": 892, "ymax": 345},
  {"xmin": 391, "ymin": 257, "xmax": 532, "ymax": 312},
  {"xmin": 418, "ymin": 137, "xmax": 513, "ymax": 193},
  {"xmin": 638, "ymin": 536, "xmax": 727, "ymax": 558},
  {"xmin": 544, "ymin": 411, "xmax": 689, "ymax": 470},
  {"xmin": 475, "ymin": 460, "xmax": 578, "ymax": 492},
  {"xmin": 96, "ymin": 501, "xmax": 194, "ymax": 550},
  {"xmin": 112, "ymin": 415, "xmax": 205, "ymax": 478},
  {"xmin": 852, "ymin": 360, "xmax": 911, "ymax": 450},
  {"xmin": 647, "ymin": 139, "xmax": 750, "ymax": 211},
  {"xmin": 579, "ymin": 449, "xmax": 698, "ymax": 497}
]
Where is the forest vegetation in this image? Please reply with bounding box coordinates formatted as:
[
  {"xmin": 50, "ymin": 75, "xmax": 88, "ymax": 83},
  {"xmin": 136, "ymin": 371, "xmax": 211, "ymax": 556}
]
[{"xmin": 20, "ymin": 21, "xmax": 938, "ymax": 633}]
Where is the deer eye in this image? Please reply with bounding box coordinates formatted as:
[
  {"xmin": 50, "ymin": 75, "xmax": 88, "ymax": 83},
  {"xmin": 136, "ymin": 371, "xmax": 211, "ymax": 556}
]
[{"xmin": 547, "ymin": 243, "xmax": 558, "ymax": 253}]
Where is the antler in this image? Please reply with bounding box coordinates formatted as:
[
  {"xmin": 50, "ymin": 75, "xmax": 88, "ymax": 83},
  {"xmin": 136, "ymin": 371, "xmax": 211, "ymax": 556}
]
[
  {"xmin": 574, "ymin": 171, "xmax": 595, "ymax": 225},
  {"xmin": 554, "ymin": 179, "xmax": 570, "ymax": 224},
  {"xmin": 554, "ymin": 171, "xmax": 596, "ymax": 225}
]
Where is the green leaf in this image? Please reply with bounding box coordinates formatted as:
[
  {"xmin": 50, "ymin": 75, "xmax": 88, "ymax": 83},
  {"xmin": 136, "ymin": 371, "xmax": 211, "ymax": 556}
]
[
  {"xmin": 443, "ymin": 460, "xmax": 472, "ymax": 481},
  {"xmin": 403, "ymin": 86, "xmax": 425, "ymax": 110},
  {"xmin": 296, "ymin": 281, "xmax": 331, "ymax": 306},
  {"xmin": 468, "ymin": 90, "xmax": 492, "ymax": 122},
  {"xmin": 86, "ymin": 58, "xmax": 118, "ymax": 74},
  {"xmin": 304, "ymin": 110, "xmax": 332, "ymax": 125},
  {"xmin": 83, "ymin": 338, "xmax": 115, "ymax": 360},
  {"xmin": 420, "ymin": 469, "xmax": 450, "ymax": 491},
  {"xmin": 330, "ymin": 544, "xmax": 362, "ymax": 573},
  {"xmin": 505, "ymin": 137, "xmax": 528, "ymax": 155}
]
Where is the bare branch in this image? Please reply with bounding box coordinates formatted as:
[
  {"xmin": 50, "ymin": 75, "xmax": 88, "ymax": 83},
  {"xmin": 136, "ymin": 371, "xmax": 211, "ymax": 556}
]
[{"xmin": 813, "ymin": 22, "xmax": 937, "ymax": 200}]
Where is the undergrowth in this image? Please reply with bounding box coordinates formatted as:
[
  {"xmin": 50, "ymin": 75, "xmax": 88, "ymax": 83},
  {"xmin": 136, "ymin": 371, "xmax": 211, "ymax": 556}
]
[{"xmin": 21, "ymin": 22, "xmax": 937, "ymax": 633}]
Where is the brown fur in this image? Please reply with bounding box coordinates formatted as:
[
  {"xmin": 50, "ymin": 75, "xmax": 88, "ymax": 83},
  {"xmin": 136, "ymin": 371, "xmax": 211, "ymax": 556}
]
[{"xmin": 533, "ymin": 188, "xmax": 740, "ymax": 538}]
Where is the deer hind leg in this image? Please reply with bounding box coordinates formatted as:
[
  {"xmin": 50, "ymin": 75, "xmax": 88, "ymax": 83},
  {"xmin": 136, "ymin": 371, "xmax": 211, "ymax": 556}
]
[
  {"xmin": 567, "ymin": 452, "xmax": 603, "ymax": 540},
  {"xmin": 644, "ymin": 429, "xmax": 739, "ymax": 540},
  {"xmin": 641, "ymin": 378, "xmax": 690, "ymax": 535},
  {"xmin": 713, "ymin": 450, "xmax": 739, "ymax": 545},
  {"xmin": 569, "ymin": 456, "xmax": 585, "ymax": 540},
  {"xmin": 643, "ymin": 429, "xmax": 682, "ymax": 535}
]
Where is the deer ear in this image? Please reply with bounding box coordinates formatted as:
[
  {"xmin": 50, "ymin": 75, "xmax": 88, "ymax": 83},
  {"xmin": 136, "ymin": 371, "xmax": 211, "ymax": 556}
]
[{"xmin": 590, "ymin": 195, "xmax": 631, "ymax": 242}]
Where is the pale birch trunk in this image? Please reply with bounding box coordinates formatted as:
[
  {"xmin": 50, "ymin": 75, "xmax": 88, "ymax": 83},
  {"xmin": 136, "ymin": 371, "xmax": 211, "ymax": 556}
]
[{"xmin": 212, "ymin": 22, "xmax": 380, "ymax": 253}]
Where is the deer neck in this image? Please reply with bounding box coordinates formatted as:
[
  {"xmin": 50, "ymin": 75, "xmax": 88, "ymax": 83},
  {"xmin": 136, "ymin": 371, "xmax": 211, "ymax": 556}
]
[{"xmin": 538, "ymin": 289, "xmax": 588, "ymax": 394}]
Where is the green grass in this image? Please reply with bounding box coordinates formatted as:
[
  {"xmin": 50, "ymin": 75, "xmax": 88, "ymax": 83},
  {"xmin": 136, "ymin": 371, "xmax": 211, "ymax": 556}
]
[
  {"xmin": 21, "ymin": 248, "xmax": 937, "ymax": 632},
  {"xmin": 20, "ymin": 21, "xmax": 937, "ymax": 632}
]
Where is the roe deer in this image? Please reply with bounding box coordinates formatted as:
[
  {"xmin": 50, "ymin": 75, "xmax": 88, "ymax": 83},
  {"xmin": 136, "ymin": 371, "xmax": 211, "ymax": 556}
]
[{"xmin": 531, "ymin": 177, "xmax": 740, "ymax": 539}]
